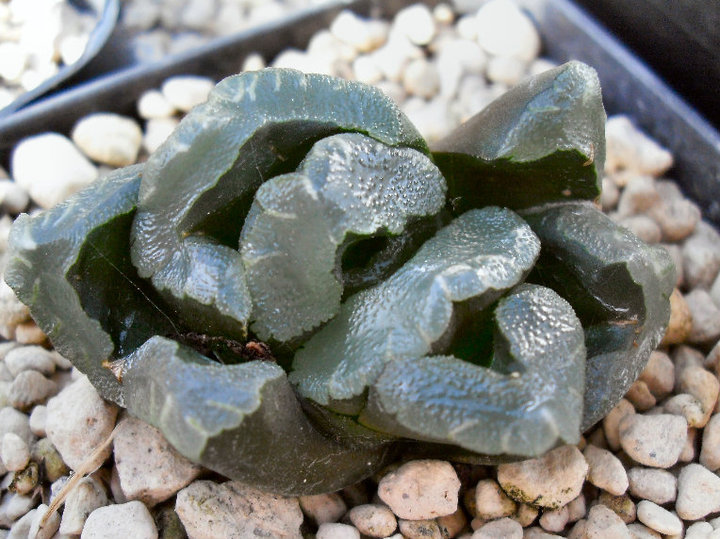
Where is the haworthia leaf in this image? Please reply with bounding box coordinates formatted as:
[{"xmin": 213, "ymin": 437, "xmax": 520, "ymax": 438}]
[
  {"xmin": 433, "ymin": 61, "xmax": 606, "ymax": 212},
  {"xmin": 121, "ymin": 336, "xmax": 394, "ymax": 495},
  {"xmin": 241, "ymin": 133, "xmax": 446, "ymax": 342},
  {"xmin": 4, "ymin": 166, "xmax": 177, "ymax": 405},
  {"xmin": 131, "ymin": 68, "xmax": 427, "ymax": 339},
  {"xmin": 521, "ymin": 202, "xmax": 675, "ymax": 429},
  {"xmin": 360, "ymin": 284, "xmax": 586, "ymax": 456},
  {"xmin": 290, "ymin": 207, "xmax": 540, "ymax": 411}
]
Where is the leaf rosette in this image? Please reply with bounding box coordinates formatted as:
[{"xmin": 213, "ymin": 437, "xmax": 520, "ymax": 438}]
[{"xmin": 5, "ymin": 63, "xmax": 674, "ymax": 494}]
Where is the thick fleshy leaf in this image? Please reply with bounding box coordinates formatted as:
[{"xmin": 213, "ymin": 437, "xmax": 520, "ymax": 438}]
[
  {"xmin": 433, "ymin": 61, "xmax": 606, "ymax": 212},
  {"xmin": 4, "ymin": 166, "xmax": 177, "ymax": 405},
  {"xmin": 241, "ymin": 133, "xmax": 446, "ymax": 341},
  {"xmin": 521, "ymin": 202, "xmax": 675, "ymax": 429},
  {"xmin": 290, "ymin": 207, "xmax": 540, "ymax": 411},
  {"xmin": 120, "ymin": 336, "xmax": 394, "ymax": 495},
  {"xmin": 131, "ymin": 68, "xmax": 427, "ymax": 339},
  {"xmin": 360, "ymin": 284, "xmax": 585, "ymax": 456}
]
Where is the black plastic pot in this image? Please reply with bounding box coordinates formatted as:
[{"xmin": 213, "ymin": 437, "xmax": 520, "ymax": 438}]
[{"xmin": 0, "ymin": 0, "xmax": 718, "ymax": 228}]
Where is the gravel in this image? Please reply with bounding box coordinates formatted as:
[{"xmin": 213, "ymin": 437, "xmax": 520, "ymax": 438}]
[{"xmin": 1, "ymin": 1, "xmax": 720, "ymax": 538}]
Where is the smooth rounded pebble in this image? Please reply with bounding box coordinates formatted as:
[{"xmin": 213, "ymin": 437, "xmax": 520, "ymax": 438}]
[
  {"xmin": 539, "ymin": 505, "xmax": 569, "ymax": 533},
  {"xmin": 625, "ymin": 379, "xmax": 656, "ymax": 411},
  {"xmin": 11, "ymin": 132, "xmax": 98, "ymax": 208},
  {"xmin": 348, "ymin": 503, "xmax": 397, "ymax": 537},
  {"xmin": 636, "ymin": 500, "xmax": 682, "ymax": 535},
  {"xmin": 316, "ymin": 523, "xmax": 361, "ymax": 539},
  {"xmin": 437, "ymin": 507, "xmax": 467, "ymax": 537},
  {"xmin": 143, "ymin": 117, "xmax": 179, "ymax": 153},
  {"xmin": 626, "ymin": 522, "xmax": 662, "ymax": 539},
  {"xmin": 604, "ymin": 115, "xmax": 673, "ymax": 176},
  {"xmin": 661, "ymin": 289, "xmax": 692, "ymax": 345},
  {"xmin": 473, "ymin": 517, "xmax": 523, "ymax": 539},
  {"xmin": 702, "ymin": 414, "xmax": 720, "ymax": 471},
  {"xmin": 72, "ymin": 113, "xmax": 143, "ymax": 167},
  {"xmin": 0, "ymin": 492, "xmax": 36, "ymax": 527},
  {"xmin": 627, "ymin": 467, "xmax": 677, "ymax": 504},
  {"xmin": 598, "ymin": 492, "xmax": 636, "ymax": 524},
  {"xmin": 1, "ymin": 431, "xmax": 28, "ymax": 471},
  {"xmin": 45, "ymin": 376, "xmax": 118, "ymax": 471},
  {"xmin": 28, "ymin": 405, "xmax": 46, "ymax": 437},
  {"xmin": 9, "ymin": 369, "xmax": 57, "ymax": 410},
  {"xmin": 0, "ymin": 406, "xmax": 32, "ymax": 445},
  {"xmin": 29, "ymin": 503, "xmax": 60, "ymax": 539},
  {"xmin": 524, "ymin": 526, "xmax": 564, "ymax": 538},
  {"xmin": 584, "ymin": 504, "xmax": 631, "ymax": 539},
  {"xmin": 81, "ymin": 500, "xmax": 157, "ymax": 539},
  {"xmin": 161, "ymin": 75, "xmax": 214, "ymax": 112},
  {"xmin": 618, "ymin": 413, "xmax": 688, "ymax": 467},
  {"xmin": 0, "ymin": 179, "xmax": 29, "ymax": 214},
  {"xmin": 60, "ymin": 476, "xmax": 109, "ymax": 535},
  {"xmin": 583, "ymin": 445, "xmax": 628, "ymax": 496},
  {"xmin": 175, "ymin": 480, "xmax": 303, "ymax": 539},
  {"xmin": 473, "ymin": 0, "xmax": 540, "ymax": 61},
  {"xmin": 685, "ymin": 521, "xmax": 713, "ymax": 539},
  {"xmin": 137, "ymin": 89, "xmax": 177, "ymax": 119},
  {"xmin": 676, "ymin": 463, "xmax": 720, "ymax": 520},
  {"xmin": 603, "ymin": 398, "xmax": 636, "ymax": 451},
  {"xmin": 497, "ymin": 445, "xmax": 588, "ymax": 509},
  {"xmin": 398, "ymin": 518, "xmax": 442, "ymax": 538},
  {"xmin": 114, "ymin": 415, "xmax": 202, "ymax": 507},
  {"xmin": 299, "ymin": 492, "xmax": 347, "ymax": 525},
  {"xmin": 686, "ymin": 289, "xmax": 720, "ymax": 344},
  {"xmin": 682, "ymin": 221, "xmax": 720, "ymax": 289},
  {"xmin": 377, "ymin": 459, "xmax": 460, "ymax": 520},
  {"xmin": 474, "ymin": 478, "xmax": 516, "ymax": 519},
  {"xmin": 678, "ymin": 365, "xmax": 720, "ymax": 426},
  {"xmin": 392, "ymin": 4, "xmax": 436, "ymax": 46},
  {"xmin": 4, "ymin": 346, "xmax": 56, "ymax": 377}
]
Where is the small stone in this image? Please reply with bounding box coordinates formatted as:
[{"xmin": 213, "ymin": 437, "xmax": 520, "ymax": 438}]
[
  {"xmin": 330, "ymin": 10, "xmax": 388, "ymax": 52},
  {"xmin": 618, "ymin": 413, "xmax": 688, "ymax": 467},
  {"xmin": 0, "ymin": 492, "xmax": 36, "ymax": 527},
  {"xmin": 9, "ymin": 370, "xmax": 57, "ymax": 411},
  {"xmin": 137, "ymin": 90, "xmax": 176, "ymax": 119},
  {"xmin": 11, "ymin": 133, "xmax": 98, "ymax": 209},
  {"xmin": 514, "ymin": 502, "xmax": 539, "ymax": 527},
  {"xmin": 473, "ymin": 517, "xmax": 523, "ymax": 539},
  {"xmin": 679, "ymin": 365, "xmax": 720, "ymax": 426},
  {"xmin": 583, "ymin": 445, "xmax": 628, "ymax": 496},
  {"xmin": 701, "ymin": 414, "xmax": 720, "ymax": 471},
  {"xmin": 598, "ymin": 492, "xmax": 636, "ymax": 524},
  {"xmin": 601, "ymin": 176, "xmax": 620, "ymax": 211},
  {"xmin": 437, "ymin": 506, "xmax": 467, "ymax": 538},
  {"xmin": 392, "ymin": 4, "xmax": 436, "ymax": 46},
  {"xmin": 82, "ymin": 501, "xmax": 158, "ymax": 539},
  {"xmin": 114, "ymin": 415, "xmax": 202, "ymax": 506},
  {"xmin": 683, "ymin": 221, "xmax": 720, "ymax": 289},
  {"xmin": 71, "ymin": 113, "xmax": 143, "ymax": 167},
  {"xmin": 636, "ymin": 500, "xmax": 682, "ymax": 536},
  {"xmin": 0, "ymin": 279, "xmax": 25, "ymax": 341},
  {"xmin": 664, "ymin": 393, "xmax": 706, "ymax": 428},
  {"xmin": 175, "ymin": 480, "xmax": 302, "ymax": 539},
  {"xmin": 539, "ymin": 505, "xmax": 569, "ymax": 533},
  {"xmin": 377, "ymin": 459, "xmax": 460, "ymax": 520},
  {"xmin": 57, "ymin": 475, "xmax": 108, "ymax": 534},
  {"xmin": 241, "ymin": 53, "xmax": 266, "ymax": 72},
  {"xmin": 161, "ymin": 75, "xmax": 214, "ymax": 112},
  {"xmin": 0, "ymin": 406, "xmax": 32, "ymax": 445},
  {"xmin": 497, "ymin": 445, "xmax": 588, "ymax": 509},
  {"xmin": 628, "ymin": 469, "xmax": 675, "ymax": 507},
  {"xmin": 31, "ymin": 437, "xmax": 69, "ymax": 482},
  {"xmin": 617, "ymin": 176, "xmax": 660, "ymax": 217},
  {"xmin": 28, "ymin": 503, "xmax": 60, "ymax": 539},
  {"xmin": 686, "ymin": 289, "xmax": 720, "ymax": 344},
  {"xmin": 566, "ymin": 495, "xmax": 586, "ymax": 523},
  {"xmin": 28, "ymin": 405, "xmax": 46, "ymax": 437},
  {"xmin": 524, "ymin": 527, "xmax": 564, "ymax": 539},
  {"xmin": 10, "ymin": 460, "xmax": 39, "ymax": 494},
  {"xmin": 0, "ymin": 180, "xmax": 29, "ymax": 214},
  {"xmin": 398, "ymin": 519, "xmax": 442, "ymax": 539},
  {"xmin": 352, "ymin": 55, "xmax": 383, "ymax": 84},
  {"xmin": 299, "ymin": 493, "xmax": 347, "ymax": 525},
  {"xmin": 143, "ymin": 117, "xmax": 179, "ymax": 154},
  {"xmin": 673, "ymin": 344, "xmax": 705, "ymax": 379},
  {"xmin": 402, "ymin": 58, "xmax": 440, "ymax": 99},
  {"xmin": 1, "ymin": 432, "xmax": 28, "ymax": 472},
  {"xmin": 676, "ymin": 463, "xmax": 720, "ymax": 520},
  {"xmin": 8, "ymin": 507, "xmax": 34, "ymax": 538},
  {"xmin": 13, "ymin": 320, "xmax": 47, "ymax": 344},
  {"xmin": 603, "ymin": 399, "xmax": 635, "ymax": 451},
  {"xmin": 585, "ymin": 504, "xmax": 631, "ymax": 539},
  {"xmin": 402, "ymin": 96, "xmax": 454, "ymax": 143},
  {"xmin": 474, "ymin": 478, "xmax": 516, "ymax": 519},
  {"xmin": 370, "ymin": 34, "xmax": 423, "ymax": 82},
  {"xmin": 624, "ymin": 380, "xmax": 656, "ymax": 411},
  {"xmin": 348, "ymin": 504, "xmax": 396, "ymax": 537},
  {"xmin": 604, "ymin": 116, "xmax": 673, "ymax": 176},
  {"xmin": 485, "ymin": 55, "xmax": 525, "ymax": 86},
  {"xmin": 4, "ymin": 346, "xmax": 57, "ymax": 377},
  {"xmin": 45, "ymin": 376, "xmax": 118, "ymax": 471},
  {"xmin": 316, "ymin": 523, "xmax": 360, "ymax": 539},
  {"xmin": 473, "ymin": 0, "xmax": 540, "ymax": 62},
  {"xmin": 662, "ymin": 290, "xmax": 692, "ymax": 346},
  {"xmin": 619, "ymin": 215, "xmax": 662, "ymax": 244},
  {"xmin": 649, "ymin": 197, "xmax": 701, "ymax": 242},
  {"xmin": 626, "ymin": 522, "xmax": 662, "ymax": 539},
  {"xmin": 680, "ymin": 427, "xmax": 698, "ymax": 462},
  {"xmin": 434, "ymin": 38, "xmax": 486, "ymax": 98}
]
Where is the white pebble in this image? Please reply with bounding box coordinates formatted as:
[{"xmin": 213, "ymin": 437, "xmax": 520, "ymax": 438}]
[
  {"xmin": 377, "ymin": 459, "xmax": 460, "ymax": 520},
  {"xmin": 9, "ymin": 369, "xmax": 57, "ymax": 410},
  {"xmin": 0, "ymin": 492, "xmax": 36, "ymax": 527},
  {"xmin": 686, "ymin": 522, "xmax": 713, "ymax": 539},
  {"xmin": 161, "ymin": 75, "xmax": 214, "ymax": 112},
  {"xmin": 352, "ymin": 55, "xmax": 383, "ymax": 85},
  {"xmin": 584, "ymin": 504, "xmax": 631, "ymax": 539},
  {"xmin": 626, "ymin": 522, "xmax": 662, "ymax": 539},
  {"xmin": 636, "ymin": 500, "xmax": 683, "ymax": 536},
  {"xmin": 348, "ymin": 504, "xmax": 396, "ymax": 537},
  {"xmin": 0, "ymin": 42, "xmax": 27, "ymax": 83},
  {"xmin": 605, "ymin": 116, "xmax": 673, "ymax": 176},
  {"xmin": 486, "ymin": 55, "xmax": 525, "ymax": 85},
  {"xmin": 0, "ymin": 406, "xmax": 32, "ymax": 445},
  {"xmin": 539, "ymin": 505, "xmax": 569, "ymax": 533},
  {"xmin": 474, "ymin": 517, "xmax": 523, "ymax": 539},
  {"xmin": 4, "ymin": 346, "xmax": 56, "ymax": 378},
  {"xmin": 618, "ymin": 413, "xmax": 688, "ymax": 467},
  {"xmin": 392, "ymin": 4, "xmax": 436, "ymax": 46},
  {"xmin": 143, "ymin": 117, "xmax": 179, "ymax": 154},
  {"xmin": 11, "ymin": 133, "xmax": 98, "ymax": 209},
  {"xmin": 330, "ymin": 11, "xmax": 388, "ymax": 52},
  {"xmin": 59, "ymin": 476, "xmax": 109, "ymax": 535},
  {"xmin": 434, "ymin": 38, "xmax": 486, "ymax": 98},
  {"xmin": 298, "ymin": 492, "xmax": 347, "ymax": 525},
  {"xmin": 28, "ymin": 405, "xmax": 46, "ymax": 437},
  {"xmin": 473, "ymin": 0, "xmax": 540, "ymax": 62},
  {"xmin": 242, "ymin": 52, "xmax": 266, "ymax": 72},
  {"xmin": 370, "ymin": 35, "xmax": 423, "ymax": 82},
  {"xmin": 1, "ymin": 432, "xmax": 28, "ymax": 471},
  {"xmin": 627, "ymin": 467, "xmax": 677, "ymax": 504},
  {"xmin": 583, "ymin": 445, "xmax": 628, "ymax": 496},
  {"xmin": 676, "ymin": 463, "xmax": 720, "ymax": 520},
  {"xmin": 474, "ymin": 478, "xmax": 516, "ymax": 519},
  {"xmin": 137, "ymin": 90, "xmax": 177, "ymax": 119},
  {"xmin": 0, "ymin": 280, "xmax": 29, "ymax": 341},
  {"xmin": 82, "ymin": 501, "xmax": 158, "ymax": 539},
  {"xmin": 72, "ymin": 113, "xmax": 143, "ymax": 167},
  {"xmin": 402, "ymin": 58, "xmax": 440, "ymax": 98},
  {"xmin": 316, "ymin": 523, "xmax": 360, "ymax": 539},
  {"xmin": 0, "ymin": 180, "xmax": 29, "ymax": 214},
  {"xmin": 686, "ymin": 289, "xmax": 720, "ymax": 344},
  {"xmin": 701, "ymin": 414, "xmax": 720, "ymax": 471},
  {"xmin": 28, "ymin": 503, "xmax": 60, "ymax": 539}
]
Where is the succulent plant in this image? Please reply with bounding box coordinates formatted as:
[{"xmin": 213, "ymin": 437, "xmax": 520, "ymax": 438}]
[{"xmin": 5, "ymin": 63, "xmax": 674, "ymax": 495}]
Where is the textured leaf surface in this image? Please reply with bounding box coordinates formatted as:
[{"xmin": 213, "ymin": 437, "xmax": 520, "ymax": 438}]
[
  {"xmin": 4, "ymin": 166, "xmax": 176, "ymax": 405},
  {"xmin": 131, "ymin": 68, "xmax": 426, "ymax": 339},
  {"xmin": 241, "ymin": 133, "xmax": 446, "ymax": 341},
  {"xmin": 522, "ymin": 202, "xmax": 675, "ymax": 429},
  {"xmin": 121, "ymin": 336, "xmax": 394, "ymax": 495},
  {"xmin": 290, "ymin": 207, "xmax": 540, "ymax": 410},
  {"xmin": 361, "ymin": 284, "xmax": 585, "ymax": 456},
  {"xmin": 433, "ymin": 61, "xmax": 606, "ymax": 212}
]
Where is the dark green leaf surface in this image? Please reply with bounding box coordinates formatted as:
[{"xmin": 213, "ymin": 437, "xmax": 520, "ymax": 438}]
[
  {"xmin": 433, "ymin": 61, "xmax": 606, "ymax": 212},
  {"xmin": 240, "ymin": 133, "xmax": 446, "ymax": 341},
  {"xmin": 4, "ymin": 166, "xmax": 176, "ymax": 405},
  {"xmin": 522, "ymin": 202, "xmax": 675, "ymax": 429},
  {"xmin": 131, "ymin": 69, "xmax": 427, "ymax": 340},
  {"xmin": 290, "ymin": 207, "xmax": 540, "ymax": 411},
  {"xmin": 121, "ymin": 336, "xmax": 394, "ymax": 495},
  {"xmin": 360, "ymin": 284, "xmax": 585, "ymax": 456}
]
